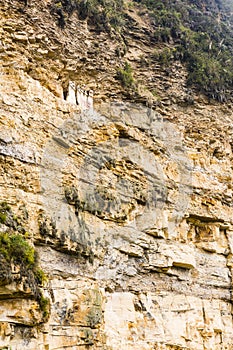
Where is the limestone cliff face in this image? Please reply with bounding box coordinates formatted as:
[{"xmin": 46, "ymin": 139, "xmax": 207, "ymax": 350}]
[{"xmin": 0, "ymin": 0, "xmax": 233, "ymax": 349}]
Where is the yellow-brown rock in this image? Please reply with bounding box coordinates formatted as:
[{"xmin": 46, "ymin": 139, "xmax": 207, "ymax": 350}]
[{"xmin": 0, "ymin": 0, "xmax": 233, "ymax": 349}]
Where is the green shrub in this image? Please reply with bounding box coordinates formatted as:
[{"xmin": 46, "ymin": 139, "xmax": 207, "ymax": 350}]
[
  {"xmin": 0, "ymin": 202, "xmax": 11, "ymax": 224},
  {"xmin": 0, "ymin": 232, "xmax": 35, "ymax": 267},
  {"xmin": 154, "ymin": 47, "xmax": 176, "ymax": 66},
  {"xmin": 0, "ymin": 231, "xmax": 50, "ymax": 319},
  {"xmin": 0, "ymin": 202, "xmax": 11, "ymax": 211},
  {"xmin": 0, "ymin": 213, "xmax": 7, "ymax": 224},
  {"xmin": 0, "ymin": 202, "xmax": 26, "ymax": 232},
  {"xmin": 140, "ymin": 0, "xmax": 233, "ymax": 101},
  {"xmin": 39, "ymin": 294, "xmax": 50, "ymax": 319},
  {"xmin": 50, "ymin": 0, "xmax": 233, "ymax": 100},
  {"xmin": 52, "ymin": 0, "xmax": 125, "ymax": 30},
  {"xmin": 35, "ymin": 268, "xmax": 48, "ymax": 286},
  {"xmin": 116, "ymin": 62, "xmax": 134, "ymax": 88},
  {"xmin": 0, "ymin": 203, "xmax": 50, "ymax": 321}
]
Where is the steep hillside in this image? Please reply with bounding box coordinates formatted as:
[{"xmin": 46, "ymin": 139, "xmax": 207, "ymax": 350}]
[
  {"xmin": 54, "ymin": 0, "xmax": 233, "ymax": 101},
  {"xmin": 0, "ymin": 0, "xmax": 233, "ymax": 349}
]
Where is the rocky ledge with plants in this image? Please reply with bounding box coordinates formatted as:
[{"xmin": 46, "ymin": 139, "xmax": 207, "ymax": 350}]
[{"xmin": 0, "ymin": 202, "xmax": 50, "ymax": 323}]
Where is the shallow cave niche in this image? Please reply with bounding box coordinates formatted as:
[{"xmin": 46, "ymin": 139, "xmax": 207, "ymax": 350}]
[
  {"xmin": 194, "ymin": 224, "xmax": 215, "ymax": 243},
  {"xmin": 186, "ymin": 217, "xmax": 216, "ymax": 248},
  {"xmin": 186, "ymin": 216, "xmax": 230, "ymax": 253},
  {"xmin": 62, "ymin": 81, "xmax": 94, "ymax": 111}
]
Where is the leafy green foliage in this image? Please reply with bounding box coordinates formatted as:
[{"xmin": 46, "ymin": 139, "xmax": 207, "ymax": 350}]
[
  {"xmin": 0, "ymin": 202, "xmax": 26, "ymax": 233},
  {"xmin": 138, "ymin": 0, "xmax": 233, "ymax": 101},
  {"xmin": 0, "ymin": 230, "xmax": 50, "ymax": 319},
  {"xmin": 116, "ymin": 62, "xmax": 135, "ymax": 88},
  {"xmin": 35, "ymin": 268, "xmax": 48, "ymax": 286},
  {"xmin": 78, "ymin": 0, "xmax": 125, "ymax": 28},
  {"xmin": 0, "ymin": 232, "xmax": 35, "ymax": 267},
  {"xmin": 153, "ymin": 47, "xmax": 177, "ymax": 66},
  {"xmin": 0, "ymin": 202, "xmax": 11, "ymax": 225},
  {"xmin": 0, "ymin": 202, "xmax": 50, "ymax": 320},
  {"xmin": 38, "ymin": 295, "xmax": 50, "ymax": 319},
  {"xmin": 0, "ymin": 213, "xmax": 7, "ymax": 224},
  {"xmin": 50, "ymin": 0, "xmax": 233, "ymax": 100},
  {"xmin": 52, "ymin": 0, "xmax": 125, "ymax": 30}
]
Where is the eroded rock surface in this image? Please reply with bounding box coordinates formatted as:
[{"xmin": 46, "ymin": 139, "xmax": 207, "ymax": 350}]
[{"xmin": 0, "ymin": 0, "xmax": 233, "ymax": 349}]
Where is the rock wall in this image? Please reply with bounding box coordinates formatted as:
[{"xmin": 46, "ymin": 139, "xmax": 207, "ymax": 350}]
[{"xmin": 0, "ymin": 1, "xmax": 233, "ymax": 349}]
